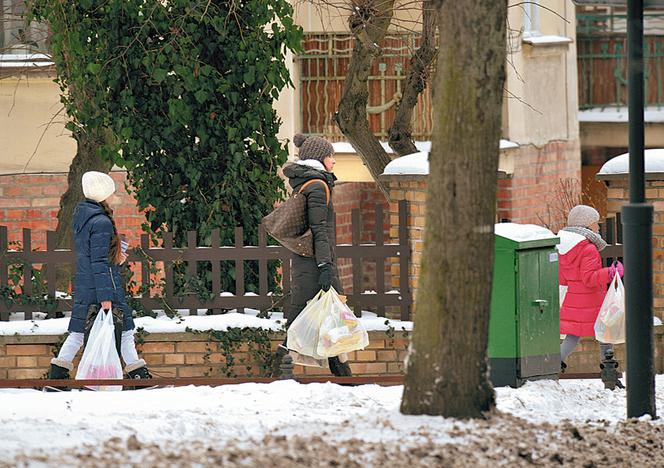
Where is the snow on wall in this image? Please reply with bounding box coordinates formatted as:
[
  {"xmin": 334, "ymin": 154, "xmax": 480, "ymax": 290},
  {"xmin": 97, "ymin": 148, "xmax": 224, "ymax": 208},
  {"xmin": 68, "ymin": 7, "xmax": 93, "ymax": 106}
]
[
  {"xmin": 332, "ymin": 141, "xmax": 432, "ymax": 154},
  {"xmin": 381, "ymin": 140, "xmax": 519, "ymax": 176},
  {"xmin": 579, "ymin": 106, "xmax": 664, "ymax": 123},
  {"xmin": 598, "ymin": 149, "xmax": 664, "ymax": 175},
  {"xmin": 494, "ymin": 223, "xmax": 556, "ymax": 242},
  {"xmin": 382, "ymin": 152, "xmax": 429, "ymax": 175},
  {"xmin": 522, "ymin": 35, "xmax": 573, "ymax": 46}
]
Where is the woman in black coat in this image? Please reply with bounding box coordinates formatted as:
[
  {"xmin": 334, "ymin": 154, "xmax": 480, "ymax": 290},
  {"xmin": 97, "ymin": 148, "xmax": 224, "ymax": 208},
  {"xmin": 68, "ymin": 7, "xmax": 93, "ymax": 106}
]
[
  {"xmin": 48, "ymin": 171, "xmax": 151, "ymax": 381},
  {"xmin": 272, "ymin": 134, "xmax": 352, "ymax": 377}
]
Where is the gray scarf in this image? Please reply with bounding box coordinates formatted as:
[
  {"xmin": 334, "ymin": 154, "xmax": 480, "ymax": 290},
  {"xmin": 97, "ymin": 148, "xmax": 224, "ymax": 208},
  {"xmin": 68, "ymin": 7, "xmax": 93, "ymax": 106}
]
[{"xmin": 562, "ymin": 226, "xmax": 607, "ymax": 252}]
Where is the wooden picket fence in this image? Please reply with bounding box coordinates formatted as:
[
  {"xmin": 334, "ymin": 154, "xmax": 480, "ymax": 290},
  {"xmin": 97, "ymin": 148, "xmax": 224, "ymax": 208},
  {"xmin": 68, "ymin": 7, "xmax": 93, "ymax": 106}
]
[
  {"xmin": 600, "ymin": 215, "xmax": 623, "ymax": 266},
  {"xmin": 0, "ymin": 200, "xmax": 412, "ymax": 321}
]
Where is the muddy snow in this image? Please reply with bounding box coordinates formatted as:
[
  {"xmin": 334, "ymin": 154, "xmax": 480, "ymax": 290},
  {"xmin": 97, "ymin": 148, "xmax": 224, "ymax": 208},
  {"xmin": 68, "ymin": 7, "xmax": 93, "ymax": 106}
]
[{"xmin": 2, "ymin": 377, "xmax": 664, "ymax": 467}]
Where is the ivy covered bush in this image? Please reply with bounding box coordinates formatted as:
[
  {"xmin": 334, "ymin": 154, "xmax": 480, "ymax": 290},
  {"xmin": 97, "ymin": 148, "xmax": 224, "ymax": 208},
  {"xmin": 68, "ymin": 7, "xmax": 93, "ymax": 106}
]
[{"xmin": 33, "ymin": 0, "xmax": 303, "ymax": 293}]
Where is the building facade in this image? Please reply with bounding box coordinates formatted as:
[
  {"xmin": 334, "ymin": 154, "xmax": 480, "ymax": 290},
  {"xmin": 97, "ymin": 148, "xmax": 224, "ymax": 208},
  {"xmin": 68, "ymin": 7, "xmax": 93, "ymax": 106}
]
[{"xmin": 2, "ymin": 1, "xmax": 583, "ymax": 271}]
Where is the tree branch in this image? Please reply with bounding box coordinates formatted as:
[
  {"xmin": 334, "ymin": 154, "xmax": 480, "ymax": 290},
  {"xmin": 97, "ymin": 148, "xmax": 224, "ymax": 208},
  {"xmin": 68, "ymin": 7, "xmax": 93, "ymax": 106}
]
[
  {"xmin": 335, "ymin": 0, "xmax": 396, "ymax": 196},
  {"xmin": 388, "ymin": 0, "xmax": 437, "ymax": 156}
]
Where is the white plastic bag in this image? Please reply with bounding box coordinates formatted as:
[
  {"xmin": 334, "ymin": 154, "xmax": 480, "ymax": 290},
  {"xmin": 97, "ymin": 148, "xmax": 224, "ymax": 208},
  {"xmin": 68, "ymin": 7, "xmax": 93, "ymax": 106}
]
[
  {"xmin": 76, "ymin": 309, "xmax": 123, "ymax": 390},
  {"xmin": 559, "ymin": 285, "xmax": 568, "ymax": 307},
  {"xmin": 287, "ymin": 288, "xmax": 369, "ymax": 362},
  {"xmin": 288, "ymin": 349, "xmax": 329, "ymax": 368},
  {"xmin": 287, "ymin": 290, "xmax": 328, "ymax": 362},
  {"xmin": 594, "ymin": 274, "xmax": 626, "ymax": 344},
  {"xmin": 316, "ymin": 290, "xmax": 369, "ymax": 357}
]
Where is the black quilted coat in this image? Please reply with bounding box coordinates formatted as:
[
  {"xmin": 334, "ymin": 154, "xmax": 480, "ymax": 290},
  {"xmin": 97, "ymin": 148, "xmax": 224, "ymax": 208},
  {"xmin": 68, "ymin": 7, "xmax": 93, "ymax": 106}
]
[{"xmin": 282, "ymin": 163, "xmax": 342, "ymax": 324}]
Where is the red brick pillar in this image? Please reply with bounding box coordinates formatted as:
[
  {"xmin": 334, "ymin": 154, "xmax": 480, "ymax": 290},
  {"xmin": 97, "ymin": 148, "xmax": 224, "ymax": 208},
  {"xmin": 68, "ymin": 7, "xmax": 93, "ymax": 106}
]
[
  {"xmin": 597, "ymin": 172, "xmax": 664, "ymax": 319},
  {"xmin": 381, "ymin": 175, "xmax": 428, "ymax": 314}
]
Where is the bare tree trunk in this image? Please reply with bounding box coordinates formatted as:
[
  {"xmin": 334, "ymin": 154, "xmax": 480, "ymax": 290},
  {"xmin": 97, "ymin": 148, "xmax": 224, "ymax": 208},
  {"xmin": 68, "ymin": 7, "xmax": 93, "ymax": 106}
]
[
  {"xmin": 388, "ymin": 0, "xmax": 437, "ymax": 156},
  {"xmin": 335, "ymin": 0, "xmax": 396, "ymax": 196},
  {"xmin": 400, "ymin": 0, "xmax": 507, "ymax": 418}
]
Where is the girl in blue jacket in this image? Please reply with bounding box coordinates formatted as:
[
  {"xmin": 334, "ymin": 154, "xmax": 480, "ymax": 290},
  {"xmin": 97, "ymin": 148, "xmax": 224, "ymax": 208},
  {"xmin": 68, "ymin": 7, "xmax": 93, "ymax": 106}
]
[{"xmin": 48, "ymin": 171, "xmax": 150, "ymax": 381}]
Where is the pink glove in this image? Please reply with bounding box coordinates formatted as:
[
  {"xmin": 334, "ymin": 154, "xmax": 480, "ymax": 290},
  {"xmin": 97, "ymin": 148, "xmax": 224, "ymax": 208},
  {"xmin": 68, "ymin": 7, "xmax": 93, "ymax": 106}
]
[{"xmin": 608, "ymin": 261, "xmax": 624, "ymax": 279}]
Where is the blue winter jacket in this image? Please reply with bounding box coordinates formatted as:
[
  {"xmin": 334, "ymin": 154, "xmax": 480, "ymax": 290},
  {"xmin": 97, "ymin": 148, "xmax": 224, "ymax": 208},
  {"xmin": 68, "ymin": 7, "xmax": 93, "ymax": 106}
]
[{"xmin": 69, "ymin": 200, "xmax": 134, "ymax": 333}]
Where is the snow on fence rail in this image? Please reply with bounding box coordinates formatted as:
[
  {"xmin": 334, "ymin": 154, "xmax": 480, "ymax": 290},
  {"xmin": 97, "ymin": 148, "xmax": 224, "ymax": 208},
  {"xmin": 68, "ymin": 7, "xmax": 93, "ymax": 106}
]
[{"xmin": 0, "ymin": 200, "xmax": 412, "ymax": 321}]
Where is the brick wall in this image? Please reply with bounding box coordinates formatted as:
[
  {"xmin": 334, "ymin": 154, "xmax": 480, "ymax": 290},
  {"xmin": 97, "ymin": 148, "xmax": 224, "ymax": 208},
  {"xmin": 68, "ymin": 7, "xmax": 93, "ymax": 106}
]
[
  {"xmin": 333, "ymin": 182, "xmax": 391, "ymax": 293},
  {"xmin": 496, "ymin": 140, "xmax": 581, "ymax": 230},
  {"xmin": 383, "ymin": 141, "xmax": 580, "ymax": 308},
  {"xmin": 382, "ymin": 176, "xmax": 427, "ymax": 312},
  {"xmin": 3, "ymin": 327, "xmax": 664, "ymax": 380},
  {"xmin": 0, "ymin": 331, "xmax": 408, "ymax": 380},
  {"xmin": 598, "ymin": 175, "xmax": 664, "ymax": 319},
  {"xmin": 0, "ymin": 172, "xmax": 146, "ymax": 250}
]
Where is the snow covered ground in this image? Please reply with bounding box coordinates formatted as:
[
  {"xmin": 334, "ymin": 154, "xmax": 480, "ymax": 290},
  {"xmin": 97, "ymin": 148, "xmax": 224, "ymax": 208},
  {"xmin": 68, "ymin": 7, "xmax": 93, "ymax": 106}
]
[{"xmin": 2, "ymin": 376, "xmax": 664, "ymax": 466}]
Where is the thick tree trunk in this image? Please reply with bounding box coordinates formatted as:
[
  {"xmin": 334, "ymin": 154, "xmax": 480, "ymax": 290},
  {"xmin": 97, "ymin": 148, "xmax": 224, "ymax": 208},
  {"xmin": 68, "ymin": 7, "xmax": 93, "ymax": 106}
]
[
  {"xmin": 335, "ymin": 0, "xmax": 395, "ymax": 196},
  {"xmin": 400, "ymin": 0, "xmax": 507, "ymax": 418},
  {"xmin": 54, "ymin": 128, "xmax": 113, "ymax": 249},
  {"xmin": 388, "ymin": 0, "xmax": 437, "ymax": 156},
  {"xmin": 52, "ymin": 128, "xmax": 113, "ymax": 290}
]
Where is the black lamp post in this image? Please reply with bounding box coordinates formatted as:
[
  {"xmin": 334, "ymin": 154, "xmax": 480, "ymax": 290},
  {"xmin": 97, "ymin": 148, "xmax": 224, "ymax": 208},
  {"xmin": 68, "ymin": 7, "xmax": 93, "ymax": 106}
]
[{"xmin": 623, "ymin": 0, "xmax": 656, "ymax": 419}]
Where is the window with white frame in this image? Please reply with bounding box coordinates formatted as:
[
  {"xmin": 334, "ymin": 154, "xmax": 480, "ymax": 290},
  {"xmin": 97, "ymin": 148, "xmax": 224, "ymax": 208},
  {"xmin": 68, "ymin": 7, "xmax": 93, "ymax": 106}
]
[
  {"xmin": 523, "ymin": 0, "xmax": 541, "ymax": 37},
  {"xmin": 1, "ymin": 0, "xmax": 49, "ymax": 61}
]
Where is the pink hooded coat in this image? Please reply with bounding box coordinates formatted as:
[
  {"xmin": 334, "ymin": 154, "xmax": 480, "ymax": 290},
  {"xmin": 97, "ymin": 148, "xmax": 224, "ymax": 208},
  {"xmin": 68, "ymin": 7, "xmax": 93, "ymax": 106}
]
[{"xmin": 557, "ymin": 230, "xmax": 612, "ymax": 337}]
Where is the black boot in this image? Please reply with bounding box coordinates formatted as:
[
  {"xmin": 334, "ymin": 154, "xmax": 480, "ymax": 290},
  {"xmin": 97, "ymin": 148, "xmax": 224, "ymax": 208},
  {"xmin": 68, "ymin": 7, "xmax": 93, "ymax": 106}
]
[
  {"xmin": 126, "ymin": 359, "xmax": 151, "ymax": 380},
  {"xmin": 328, "ymin": 356, "xmax": 352, "ymax": 377},
  {"xmin": 47, "ymin": 358, "xmax": 72, "ymax": 391},
  {"xmin": 560, "ymin": 361, "xmax": 567, "ymax": 374},
  {"xmin": 270, "ymin": 345, "xmax": 288, "ymax": 378}
]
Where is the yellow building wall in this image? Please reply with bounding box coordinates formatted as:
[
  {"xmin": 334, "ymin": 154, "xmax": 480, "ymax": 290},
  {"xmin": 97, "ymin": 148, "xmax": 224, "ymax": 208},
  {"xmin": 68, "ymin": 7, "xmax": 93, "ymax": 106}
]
[
  {"xmin": 1, "ymin": 1, "xmax": 580, "ymax": 185},
  {"xmin": 0, "ymin": 71, "xmax": 76, "ymax": 174},
  {"xmin": 504, "ymin": 0, "xmax": 579, "ymax": 146}
]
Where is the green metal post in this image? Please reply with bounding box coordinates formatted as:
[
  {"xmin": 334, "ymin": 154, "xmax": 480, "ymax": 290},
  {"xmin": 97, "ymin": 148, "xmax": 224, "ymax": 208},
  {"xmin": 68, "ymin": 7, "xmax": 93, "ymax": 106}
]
[{"xmin": 624, "ymin": 0, "xmax": 656, "ymax": 419}]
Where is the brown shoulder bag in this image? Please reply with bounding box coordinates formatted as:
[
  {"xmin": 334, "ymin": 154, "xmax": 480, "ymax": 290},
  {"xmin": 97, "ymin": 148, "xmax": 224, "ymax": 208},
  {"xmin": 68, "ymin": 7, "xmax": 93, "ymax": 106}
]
[{"xmin": 261, "ymin": 179, "xmax": 330, "ymax": 257}]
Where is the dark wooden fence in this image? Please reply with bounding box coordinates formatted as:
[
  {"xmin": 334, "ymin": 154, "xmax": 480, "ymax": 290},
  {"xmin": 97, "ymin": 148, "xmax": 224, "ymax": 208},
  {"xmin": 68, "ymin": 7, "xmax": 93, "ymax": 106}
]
[
  {"xmin": 600, "ymin": 215, "xmax": 623, "ymax": 266},
  {"xmin": 0, "ymin": 200, "xmax": 412, "ymax": 322}
]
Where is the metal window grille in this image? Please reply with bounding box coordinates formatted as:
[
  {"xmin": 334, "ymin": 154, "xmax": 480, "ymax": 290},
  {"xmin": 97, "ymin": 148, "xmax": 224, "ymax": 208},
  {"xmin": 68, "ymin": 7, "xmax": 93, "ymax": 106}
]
[{"xmin": 298, "ymin": 33, "xmax": 434, "ymax": 141}]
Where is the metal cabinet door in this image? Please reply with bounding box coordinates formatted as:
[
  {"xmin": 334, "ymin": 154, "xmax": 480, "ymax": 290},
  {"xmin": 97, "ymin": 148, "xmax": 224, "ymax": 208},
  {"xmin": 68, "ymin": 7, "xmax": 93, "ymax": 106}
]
[{"xmin": 516, "ymin": 249, "xmax": 560, "ymax": 379}]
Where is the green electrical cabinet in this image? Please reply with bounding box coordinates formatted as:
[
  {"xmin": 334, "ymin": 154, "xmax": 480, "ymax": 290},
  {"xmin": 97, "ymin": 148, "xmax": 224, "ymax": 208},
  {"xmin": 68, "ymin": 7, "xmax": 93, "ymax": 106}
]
[{"xmin": 489, "ymin": 227, "xmax": 560, "ymax": 387}]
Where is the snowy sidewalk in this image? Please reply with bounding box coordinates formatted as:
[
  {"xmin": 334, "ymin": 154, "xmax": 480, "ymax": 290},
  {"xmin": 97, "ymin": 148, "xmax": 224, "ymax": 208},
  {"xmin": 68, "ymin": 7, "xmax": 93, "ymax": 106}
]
[{"xmin": 2, "ymin": 376, "xmax": 664, "ymax": 466}]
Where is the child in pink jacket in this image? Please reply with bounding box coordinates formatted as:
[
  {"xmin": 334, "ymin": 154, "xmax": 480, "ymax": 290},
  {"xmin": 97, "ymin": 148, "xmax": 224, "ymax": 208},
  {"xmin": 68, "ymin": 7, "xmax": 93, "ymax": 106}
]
[{"xmin": 557, "ymin": 205, "xmax": 623, "ymax": 374}]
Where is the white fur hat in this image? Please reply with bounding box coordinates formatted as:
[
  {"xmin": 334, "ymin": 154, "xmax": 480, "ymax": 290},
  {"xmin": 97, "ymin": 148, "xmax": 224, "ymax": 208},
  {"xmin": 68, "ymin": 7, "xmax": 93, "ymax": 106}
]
[{"xmin": 82, "ymin": 171, "xmax": 115, "ymax": 203}]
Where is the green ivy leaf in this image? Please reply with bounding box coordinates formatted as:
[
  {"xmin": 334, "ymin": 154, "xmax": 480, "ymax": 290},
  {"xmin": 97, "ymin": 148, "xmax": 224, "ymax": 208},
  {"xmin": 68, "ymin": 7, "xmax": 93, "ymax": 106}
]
[
  {"xmin": 243, "ymin": 69, "xmax": 255, "ymax": 86},
  {"xmin": 86, "ymin": 63, "xmax": 102, "ymax": 74},
  {"xmin": 153, "ymin": 68, "xmax": 168, "ymax": 83},
  {"xmin": 194, "ymin": 89, "xmax": 208, "ymax": 104}
]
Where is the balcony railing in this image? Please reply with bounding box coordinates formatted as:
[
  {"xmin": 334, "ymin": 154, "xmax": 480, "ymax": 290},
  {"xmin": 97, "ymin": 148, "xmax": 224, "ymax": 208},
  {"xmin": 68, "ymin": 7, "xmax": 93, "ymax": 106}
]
[{"xmin": 577, "ymin": 12, "xmax": 664, "ymax": 109}]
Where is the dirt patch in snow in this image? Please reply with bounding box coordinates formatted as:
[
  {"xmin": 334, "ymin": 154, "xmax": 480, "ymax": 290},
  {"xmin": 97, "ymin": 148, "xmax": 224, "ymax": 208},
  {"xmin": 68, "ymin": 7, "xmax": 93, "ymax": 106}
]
[{"xmin": 7, "ymin": 414, "xmax": 664, "ymax": 467}]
